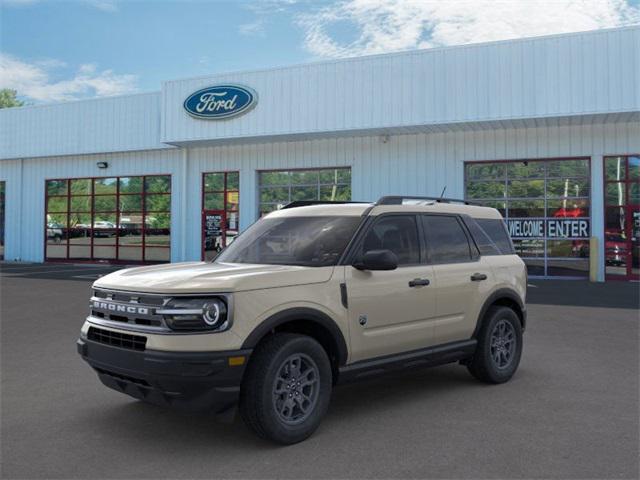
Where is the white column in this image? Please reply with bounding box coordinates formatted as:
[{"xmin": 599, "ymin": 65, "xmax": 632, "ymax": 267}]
[
  {"xmin": 0, "ymin": 159, "xmax": 23, "ymax": 262},
  {"xmin": 239, "ymin": 169, "xmax": 257, "ymax": 231},
  {"xmin": 179, "ymin": 148, "xmax": 189, "ymax": 262},
  {"xmin": 17, "ymin": 158, "xmax": 25, "ymax": 261},
  {"xmin": 590, "ymin": 155, "xmax": 605, "ymax": 282}
]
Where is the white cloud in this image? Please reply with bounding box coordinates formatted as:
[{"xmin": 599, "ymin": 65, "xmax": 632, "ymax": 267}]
[
  {"xmin": 239, "ymin": 18, "xmax": 266, "ymax": 36},
  {"xmin": 83, "ymin": 0, "xmax": 118, "ymax": 12},
  {"xmin": 245, "ymin": 0, "xmax": 299, "ymax": 14},
  {"xmin": 0, "ymin": 53, "xmax": 138, "ymax": 102},
  {"xmin": 297, "ymin": 0, "xmax": 640, "ymax": 58},
  {"xmin": 34, "ymin": 58, "xmax": 68, "ymax": 69}
]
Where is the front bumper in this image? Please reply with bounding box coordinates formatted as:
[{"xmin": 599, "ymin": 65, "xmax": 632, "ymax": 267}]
[{"xmin": 77, "ymin": 337, "xmax": 251, "ymax": 414}]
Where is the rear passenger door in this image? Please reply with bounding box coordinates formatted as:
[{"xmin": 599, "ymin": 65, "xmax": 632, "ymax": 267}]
[{"xmin": 421, "ymin": 215, "xmax": 493, "ymax": 344}]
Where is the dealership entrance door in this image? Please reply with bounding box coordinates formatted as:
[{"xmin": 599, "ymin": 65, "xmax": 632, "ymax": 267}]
[
  {"xmin": 604, "ymin": 156, "xmax": 639, "ymax": 280},
  {"xmin": 202, "ymin": 172, "xmax": 239, "ymax": 261}
]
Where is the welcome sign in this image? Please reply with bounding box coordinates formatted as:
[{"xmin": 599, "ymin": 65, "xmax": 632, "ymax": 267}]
[
  {"xmin": 507, "ymin": 219, "xmax": 590, "ymax": 238},
  {"xmin": 184, "ymin": 85, "xmax": 257, "ymax": 119}
]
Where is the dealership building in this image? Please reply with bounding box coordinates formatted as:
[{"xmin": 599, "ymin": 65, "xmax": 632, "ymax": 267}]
[{"xmin": 0, "ymin": 26, "xmax": 638, "ymax": 281}]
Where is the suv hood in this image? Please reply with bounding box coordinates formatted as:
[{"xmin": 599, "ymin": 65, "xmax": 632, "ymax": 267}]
[{"xmin": 93, "ymin": 262, "xmax": 335, "ymax": 294}]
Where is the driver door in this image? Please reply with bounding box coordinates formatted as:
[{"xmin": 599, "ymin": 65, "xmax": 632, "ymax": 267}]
[{"xmin": 345, "ymin": 214, "xmax": 436, "ymax": 362}]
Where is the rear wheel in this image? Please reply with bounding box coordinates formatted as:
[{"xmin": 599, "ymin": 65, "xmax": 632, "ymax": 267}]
[
  {"xmin": 467, "ymin": 306, "xmax": 523, "ymax": 384},
  {"xmin": 239, "ymin": 333, "xmax": 332, "ymax": 444}
]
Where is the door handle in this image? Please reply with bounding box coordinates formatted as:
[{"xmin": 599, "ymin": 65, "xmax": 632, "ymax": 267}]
[
  {"xmin": 408, "ymin": 278, "xmax": 430, "ymax": 287},
  {"xmin": 470, "ymin": 273, "xmax": 488, "ymax": 281}
]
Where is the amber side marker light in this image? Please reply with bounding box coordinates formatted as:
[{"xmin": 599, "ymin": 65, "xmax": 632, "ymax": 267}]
[{"xmin": 228, "ymin": 356, "xmax": 246, "ymax": 366}]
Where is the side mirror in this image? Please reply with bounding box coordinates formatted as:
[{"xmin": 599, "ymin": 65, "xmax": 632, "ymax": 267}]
[{"xmin": 353, "ymin": 249, "xmax": 398, "ymax": 271}]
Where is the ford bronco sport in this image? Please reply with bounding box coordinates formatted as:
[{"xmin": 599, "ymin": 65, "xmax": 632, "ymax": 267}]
[{"xmin": 77, "ymin": 196, "xmax": 527, "ymax": 444}]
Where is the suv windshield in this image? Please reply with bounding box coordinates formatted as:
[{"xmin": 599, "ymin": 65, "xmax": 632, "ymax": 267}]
[{"xmin": 216, "ymin": 216, "xmax": 362, "ymax": 267}]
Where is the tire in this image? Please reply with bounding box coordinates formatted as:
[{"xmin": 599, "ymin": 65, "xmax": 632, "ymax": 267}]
[
  {"xmin": 239, "ymin": 333, "xmax": 332, "ymax": 445},
  {"xmin": 467, "ymin": 306, "xmax": 523, "ymax": 384}
]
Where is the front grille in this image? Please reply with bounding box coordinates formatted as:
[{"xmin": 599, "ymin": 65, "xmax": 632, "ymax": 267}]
[
  {"xmin": 93, "ymin": 289, "xmax": 165, "ymax": 306},
  {"xmin": 88, "ymin": 326, "xmax": 147, "ymax": 351},
  {"xmin": 90, "ymin": 310, "xmax": 163, "ymax": 327},
  {"xmin": 90, "ymin": 288, "xmax": 168, "ymax": 331}
]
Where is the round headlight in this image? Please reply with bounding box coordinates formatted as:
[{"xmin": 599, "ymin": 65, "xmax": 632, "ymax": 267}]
[
  {"xmin": 203, "ymin": 300, "xmax": 227, "ymax": 327},
  {"xmin": 160, "ymin": 297, "xmax": 229, "ymax": 331},
  {"xmin": 203, "ymin": 302, "xmax": 219, "ymax": 325}
]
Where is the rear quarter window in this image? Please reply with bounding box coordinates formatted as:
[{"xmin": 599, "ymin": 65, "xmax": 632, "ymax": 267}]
[{"xmin": 467, "ymin": 218, "xmax": 515, "ymax": 255}]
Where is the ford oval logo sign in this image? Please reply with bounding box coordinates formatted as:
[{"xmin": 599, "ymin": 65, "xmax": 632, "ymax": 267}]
[{"xmin": 183, "ymin": 84, "xmax": 257, "ymax": 120}]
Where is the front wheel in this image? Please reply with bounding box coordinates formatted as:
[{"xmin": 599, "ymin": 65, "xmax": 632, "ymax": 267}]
[
  {"xmin": 467, "ymin": 306, "xmax": 523, "ymax": 384},
  {"xmin": 239, "ymin": 333, "xmax": 332, "ymax": 444}
]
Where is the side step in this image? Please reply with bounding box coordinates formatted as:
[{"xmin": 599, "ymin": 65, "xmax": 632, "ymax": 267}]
[{"xmin": 337, "ymin": 339, "xmax": 477, "ymax": 384}]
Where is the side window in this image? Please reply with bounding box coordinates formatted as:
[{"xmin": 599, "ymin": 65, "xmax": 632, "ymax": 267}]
[
  {"xmin": 360, "ymin": 215, "xmax": 420, "ymax": 265},
  {"xmin": 465, "ymin": 218, "xmax": 501, "ymax": 256},
  {"xmin": 422, "ymin": 215, "xmax": 472, "ymax": 264},
  {"xmin": 476, "ymin": 218, "xmax": 515, "ymax": 254}
]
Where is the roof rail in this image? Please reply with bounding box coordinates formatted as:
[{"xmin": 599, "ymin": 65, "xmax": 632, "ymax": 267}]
[
  {"xmin": 281, "ymin": 200, "xmax": 370, "ymax": 209},
  {"xmin": 376, "ymin": 196, "xmax": 478, "ymax": 206}
]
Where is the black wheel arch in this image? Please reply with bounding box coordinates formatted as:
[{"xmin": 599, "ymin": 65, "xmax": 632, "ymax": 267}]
[
  {"xmin": 473, "ymin": 288, "xmax": 526, "ymax": 338},
  {"xmin": 241, "ymin": 307, "xmax": 349, "ymax": 370}
]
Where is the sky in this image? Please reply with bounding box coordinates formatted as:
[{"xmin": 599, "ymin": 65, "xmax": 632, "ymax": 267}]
[{"xmin": 1, "ymin": 0, "xmax": 639, "ymax": 104}]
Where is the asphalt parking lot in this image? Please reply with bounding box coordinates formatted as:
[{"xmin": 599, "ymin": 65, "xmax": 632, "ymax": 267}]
[{"xmin": 1, "ymin": 262, "xmax": 638, "ymax": 479}]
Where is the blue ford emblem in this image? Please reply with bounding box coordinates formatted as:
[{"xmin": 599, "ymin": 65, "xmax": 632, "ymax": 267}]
[{"xmin": 183, "ymin": 84, "xmax": 257, "ymax": 120}]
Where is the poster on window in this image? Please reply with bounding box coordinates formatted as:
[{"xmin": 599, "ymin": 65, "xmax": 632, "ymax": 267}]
[
  {"xmin": 507, "ymin": 219, "xmax": 590, "ymax": 238},
  {"xmin": 205, "ymin": 214, "xmax": 222, "ymax": 237},
  {"xmin": 204, "ymin": 213, "xmax": 224, "ymax": 260}
]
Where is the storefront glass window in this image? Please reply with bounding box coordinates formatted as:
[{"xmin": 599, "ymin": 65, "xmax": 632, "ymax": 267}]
[
  {"xmin": 202, "ymin": 171, "xmax": 240, "ymax": 261},
  {"xmin": 258, "ymin": 168, "xmax": 351, "ymax": 216},
  {"xmin": 465, "ymin": 158, "xmax": 591, "ymax": 277},
  {"xmin": 45, "ymin": 175, "xmax": 171, "ymax": 263},
  {"xmin": 604, "ymin": 155, "xmax": 639, "ymax": 279}
]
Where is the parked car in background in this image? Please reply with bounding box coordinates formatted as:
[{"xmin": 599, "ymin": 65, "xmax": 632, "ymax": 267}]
[
  {"xmin": 605, "ymin": 231, "xmax": 627, "ymax": 266},
  {"xmin": 92, "ymin": 221, "xmax": 116, "ymax": 238},
  {"xmin": 46, "ymin": 223, "xmax": 63, "ymax": 243}
]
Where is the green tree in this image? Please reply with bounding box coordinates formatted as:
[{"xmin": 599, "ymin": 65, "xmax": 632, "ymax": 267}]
[{"xmin": 0, "ymin": 89, "xmax": 24, "ymax": 109}]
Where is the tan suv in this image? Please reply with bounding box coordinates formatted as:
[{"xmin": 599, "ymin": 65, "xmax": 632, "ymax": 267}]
[{"xmin": 77, "ymin": 196, "xmax": 527, "ymax": 444}]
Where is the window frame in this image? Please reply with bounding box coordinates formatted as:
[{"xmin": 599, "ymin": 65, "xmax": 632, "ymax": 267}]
[
  {"xmin": 257, "ymin": 167, "xmax": 352, "ymax": 216},
  {"xmin": 603, "ymin": 154, "xmax": 640, "ymax": 280},
  {"xmin": 464, "ymin": 157, "xmax": 591, "ymax": 278},
  {"xmin": 44, "ymin": 174, "xmax": 171, "ymax": 264},
  {"xmin": 201, "ymin": 171, "xmax": 240, "ymax": 260}
]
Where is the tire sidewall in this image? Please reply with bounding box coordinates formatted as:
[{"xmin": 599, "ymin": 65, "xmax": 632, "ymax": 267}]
[
  {"xmin": 259, "ymin": 336, "xmax": 332, "ymax": 444},
  {"xmin": 479, "ymin": 307, "xmax": 523, "ymax": 383}
]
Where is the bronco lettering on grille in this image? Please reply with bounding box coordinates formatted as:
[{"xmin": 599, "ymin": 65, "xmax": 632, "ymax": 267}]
[{"xmin": 92, "ymin": 301, "xmax": 150, "ymax": 315}]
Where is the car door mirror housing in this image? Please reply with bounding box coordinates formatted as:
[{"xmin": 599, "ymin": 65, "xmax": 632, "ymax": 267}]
[{"xmin": 353, "ymin": 249, "xmax": 399, "ymax": 271}]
